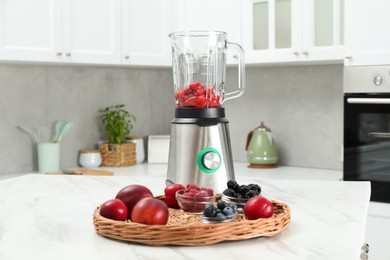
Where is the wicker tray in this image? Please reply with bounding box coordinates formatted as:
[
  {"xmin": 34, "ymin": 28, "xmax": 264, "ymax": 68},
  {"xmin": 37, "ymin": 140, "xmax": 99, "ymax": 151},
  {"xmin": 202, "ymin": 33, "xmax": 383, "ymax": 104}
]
[{"xmin": 93, "ymin": 196, "xmax": 290, "ymax": 246}]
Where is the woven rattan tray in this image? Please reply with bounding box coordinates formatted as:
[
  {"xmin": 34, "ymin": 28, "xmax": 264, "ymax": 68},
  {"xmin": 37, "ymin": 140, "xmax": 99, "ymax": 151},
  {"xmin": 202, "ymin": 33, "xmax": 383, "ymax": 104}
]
[{"xmin": 93, "ymin": 196, "xmax": 290, "ymax": 246}]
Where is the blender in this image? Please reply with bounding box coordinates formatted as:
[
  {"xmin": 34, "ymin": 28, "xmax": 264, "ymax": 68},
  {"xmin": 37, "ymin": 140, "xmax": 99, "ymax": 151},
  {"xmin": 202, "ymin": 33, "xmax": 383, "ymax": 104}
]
[{"xmin": 166, "ymin": 31, "xmax": 245, "ymax": 193}]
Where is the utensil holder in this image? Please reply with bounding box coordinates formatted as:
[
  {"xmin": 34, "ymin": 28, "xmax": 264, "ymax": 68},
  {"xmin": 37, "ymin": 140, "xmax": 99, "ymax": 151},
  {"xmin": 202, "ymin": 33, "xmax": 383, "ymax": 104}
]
[{"xmin": 37, "ymin": 142, "xmax": 60, "ymax": 173}]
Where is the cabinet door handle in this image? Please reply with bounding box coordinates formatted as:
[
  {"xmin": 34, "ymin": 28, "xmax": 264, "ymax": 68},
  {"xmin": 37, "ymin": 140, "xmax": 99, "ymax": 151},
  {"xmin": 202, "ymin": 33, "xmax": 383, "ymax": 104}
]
[
  {"xmin": 345, "ymin": 55, "xmax": 352, "ymax": 59},
  {"xmin": 124, "ymin": 55, "xmax": 130, "ymax": 59},
  {"xmin": 66, "ymin": 53, "xmax": 71, "ymax": 57},
  {"xmin": 293, "ymin": 51, "xmax": 299, "ymax": 56},
  {"xmin": 56, "ymin": 52, "xmax": 62, "ymax": 56},
  {"xmin": 302, "ymin": 50, "xmax": 309, "ymax": 56}
]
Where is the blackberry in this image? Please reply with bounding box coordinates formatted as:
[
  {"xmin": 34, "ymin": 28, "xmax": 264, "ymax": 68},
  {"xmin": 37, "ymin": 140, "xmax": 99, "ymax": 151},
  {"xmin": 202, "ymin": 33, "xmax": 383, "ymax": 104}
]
[
  {"xmin": 236, "ymin": 192, "xmax": 243, "ymax": 199},
  {"xmin": 223, "ymin": 188, "xmax": 237, "ymax": 198},
  {"xmin": 203, "ymin": 205, "xmax": 217, "ymax": 217},
  {"xmin": 248, "ymin": 183, "xmax": 261, "ymax": 194},
  {"xmin": 245, "ymin": 190, "xmax": 258, "ymax": 198},
  {"xmin": 227, "ymin": 180, "xmax": 239, "ymax": 191},
  {"xmin": 237, "ymin": 185, "xmax": 250, "ymax": 196}
]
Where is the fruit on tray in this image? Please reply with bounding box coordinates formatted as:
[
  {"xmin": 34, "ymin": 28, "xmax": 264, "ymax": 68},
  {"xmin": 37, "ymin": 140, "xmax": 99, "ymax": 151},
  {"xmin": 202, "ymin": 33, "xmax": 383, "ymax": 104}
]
[
  {"xmin": 244, "ymin": 196, "xmax": 274, "ymax": 219},
  {"xmin": 175, "ymin": 82, "xmax": 222, "ymax": 108},
  {"xmin": 115, "ymin": 184, "xmax": 153, "ymax": 219},
  {"xmin": 222, "ymin": 180, "xmax": 261, "ymax": 199},
  {"xmin": 100, "ymin": 199, "xmax": 128, "ymax": 221},
  {"xmin": 164, "ymin": 183, "xmax": 185, "ymax": 209},
  {"xmin": 203, "ymin": 200, "xmax": 238, "ymax": 221},
  {"xmin": 131, "ymin": 198, "xmax": 169, "ymax": 225},
  {"xmin": 175, "ymin": 184, "xmax": 214, "ymax": 213}
]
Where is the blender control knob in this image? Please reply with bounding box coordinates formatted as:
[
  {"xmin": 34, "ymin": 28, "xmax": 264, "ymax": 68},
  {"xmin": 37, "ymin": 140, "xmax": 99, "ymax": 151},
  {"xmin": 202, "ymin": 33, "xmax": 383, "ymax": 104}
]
[{"xmin": 202, "ymin": 151, "xmax": 221, "ymax": 170}]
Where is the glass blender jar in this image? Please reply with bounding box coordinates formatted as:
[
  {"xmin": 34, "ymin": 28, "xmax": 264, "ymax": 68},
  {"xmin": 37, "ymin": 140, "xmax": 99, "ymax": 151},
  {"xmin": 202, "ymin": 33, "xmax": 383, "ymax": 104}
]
[{"xmin": 166, "ymin": 31, "xmax": 245, "ymax": 193}]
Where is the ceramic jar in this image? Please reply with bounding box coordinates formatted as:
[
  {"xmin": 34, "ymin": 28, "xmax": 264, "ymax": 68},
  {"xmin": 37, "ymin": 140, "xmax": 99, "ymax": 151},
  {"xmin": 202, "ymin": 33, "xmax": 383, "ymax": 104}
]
[
  {"xmin": 126, "ymin": 136, "xmax": 145, "ymax": 164},
  {"xmin": 79, "ymin": 149, "xmax": 102, "ymax": 168}
]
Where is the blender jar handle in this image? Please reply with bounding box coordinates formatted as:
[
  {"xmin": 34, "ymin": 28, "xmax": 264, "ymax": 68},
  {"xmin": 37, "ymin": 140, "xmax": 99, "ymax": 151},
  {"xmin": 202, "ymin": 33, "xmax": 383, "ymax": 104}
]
[{"xmin": 224, "ymin": 41, "xmax": 245, "ymax": 103}]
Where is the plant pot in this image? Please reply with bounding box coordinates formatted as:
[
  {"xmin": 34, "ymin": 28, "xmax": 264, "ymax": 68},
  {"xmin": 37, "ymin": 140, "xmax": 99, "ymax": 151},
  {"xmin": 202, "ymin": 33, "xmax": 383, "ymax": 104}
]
[{"xmin": 99, "ymin": 143, "xmax": 136, "ymax": 167}]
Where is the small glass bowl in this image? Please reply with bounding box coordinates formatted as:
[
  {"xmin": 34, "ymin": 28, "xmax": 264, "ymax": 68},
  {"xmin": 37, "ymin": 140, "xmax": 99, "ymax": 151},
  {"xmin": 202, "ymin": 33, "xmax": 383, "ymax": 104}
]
[
  {"xmin": 221, "ymin": 194, "xmax": 249, "ymax": 214},
  {"xmin": 201, "ymin": 212, "xmax": 238, "ymax": 224},
  {"xmin": 176, "ymin": 190, "xmax": 215, "ymax": 214}
]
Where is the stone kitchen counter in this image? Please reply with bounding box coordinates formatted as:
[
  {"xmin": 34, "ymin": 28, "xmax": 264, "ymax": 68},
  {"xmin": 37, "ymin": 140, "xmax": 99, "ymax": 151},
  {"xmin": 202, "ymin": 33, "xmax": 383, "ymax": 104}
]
[{"xmin": 0, "ymin": 163, "xmax": 369, "ymax": 260}]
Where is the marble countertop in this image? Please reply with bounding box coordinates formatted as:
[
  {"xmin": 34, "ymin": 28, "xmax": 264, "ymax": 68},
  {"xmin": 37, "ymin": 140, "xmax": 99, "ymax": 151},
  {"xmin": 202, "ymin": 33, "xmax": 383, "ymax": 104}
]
[{"xmin": 0, "ymin": 163, "xmax": 369, "ymax": 260}]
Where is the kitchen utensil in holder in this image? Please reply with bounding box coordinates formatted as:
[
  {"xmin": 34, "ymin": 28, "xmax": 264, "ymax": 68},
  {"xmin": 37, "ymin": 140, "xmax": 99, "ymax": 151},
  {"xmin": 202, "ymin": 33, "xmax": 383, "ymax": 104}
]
[{"xmin": 99, "ymin": 143, "xmax": 136, "ymax": 167}]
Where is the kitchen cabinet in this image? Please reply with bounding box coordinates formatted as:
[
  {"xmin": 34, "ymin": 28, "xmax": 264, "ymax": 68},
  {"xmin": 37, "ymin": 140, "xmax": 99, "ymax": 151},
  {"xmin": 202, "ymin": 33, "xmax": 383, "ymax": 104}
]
[
  {"xmin": 242, "ymin": 0, "xmax": 345, "ymax": 64},
  {"xmin": 0, "ymin": 0, "xmax": 61, "ymax": 62},
  {"xmin": 175, "ymin": 0, "xmax": 242, "ymax": 64},
  {"xmin": 344, "ymin": 0, "xmax": 390, "ymax": 66},
  {"xmin": 0, "ymin": 0, "xmax": 121, "ymax": 64},
  {"xmin": 61, "ymin": 0, "xmax": 121, "ymax": 64},
  {"xmin": 121, "ymin": 0, "xmax": 175, "ymax": 66}
]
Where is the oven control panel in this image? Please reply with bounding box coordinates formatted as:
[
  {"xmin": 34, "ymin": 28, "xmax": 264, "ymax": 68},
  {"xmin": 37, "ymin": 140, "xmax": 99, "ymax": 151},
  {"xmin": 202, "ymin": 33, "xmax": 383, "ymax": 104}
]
[{"xmin": 344, "ymin": 65, "xmax": 390, "ymax": 93}]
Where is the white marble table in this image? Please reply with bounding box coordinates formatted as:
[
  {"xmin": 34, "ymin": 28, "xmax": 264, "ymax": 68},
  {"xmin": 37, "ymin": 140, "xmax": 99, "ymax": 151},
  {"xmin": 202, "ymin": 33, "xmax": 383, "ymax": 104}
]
[{"xmin": 0, "ymin": 165, "xmax": 369, "ymax": 260}]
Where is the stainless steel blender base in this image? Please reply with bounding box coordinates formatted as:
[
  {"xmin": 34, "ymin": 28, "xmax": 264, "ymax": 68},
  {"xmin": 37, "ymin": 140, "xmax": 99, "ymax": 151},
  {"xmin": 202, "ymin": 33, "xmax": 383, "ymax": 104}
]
[{"xmin": 166, "ymin": 122, "xmax": 235, "ymax": 193}]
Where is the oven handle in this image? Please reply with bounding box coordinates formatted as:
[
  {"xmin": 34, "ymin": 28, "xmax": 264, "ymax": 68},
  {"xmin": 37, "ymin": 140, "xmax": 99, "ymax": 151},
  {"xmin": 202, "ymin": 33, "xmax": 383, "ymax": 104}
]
[
  {"xmin": 347, "ymin": 98, "xmax": 390, "ymax": 104},
  {"xmin": 369, "ymin": 132, "xmax": 390, "ymax": 139}
]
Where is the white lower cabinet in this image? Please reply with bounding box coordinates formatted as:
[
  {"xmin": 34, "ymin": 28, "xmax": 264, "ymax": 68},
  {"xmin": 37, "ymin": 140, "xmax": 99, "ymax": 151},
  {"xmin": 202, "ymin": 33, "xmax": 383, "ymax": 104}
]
[{"xmin": 366, "ymin": 202, "xmax": 390, "ymax": 260}]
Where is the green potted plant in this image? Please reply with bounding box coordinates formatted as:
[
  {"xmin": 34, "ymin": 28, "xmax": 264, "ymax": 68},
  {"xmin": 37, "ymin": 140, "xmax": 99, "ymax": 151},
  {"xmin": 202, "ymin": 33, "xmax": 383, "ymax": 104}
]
[{"xmin": 99, "ymin": 104, "xmax": 137, "ymax": 166}]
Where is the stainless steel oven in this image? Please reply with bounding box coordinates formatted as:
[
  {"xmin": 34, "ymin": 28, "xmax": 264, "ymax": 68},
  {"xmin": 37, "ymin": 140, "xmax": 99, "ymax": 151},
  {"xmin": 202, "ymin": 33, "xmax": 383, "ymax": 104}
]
[{"xmin": 344, "ymin": 66, "xmax": 390, "ymax": 203}]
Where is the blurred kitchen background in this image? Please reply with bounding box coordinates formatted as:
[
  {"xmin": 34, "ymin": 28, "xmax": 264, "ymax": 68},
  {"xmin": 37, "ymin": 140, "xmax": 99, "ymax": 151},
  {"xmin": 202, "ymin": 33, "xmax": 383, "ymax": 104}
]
[{"xmin": 0, "ymin": 63, "xmax": 342, "ymax": 173}]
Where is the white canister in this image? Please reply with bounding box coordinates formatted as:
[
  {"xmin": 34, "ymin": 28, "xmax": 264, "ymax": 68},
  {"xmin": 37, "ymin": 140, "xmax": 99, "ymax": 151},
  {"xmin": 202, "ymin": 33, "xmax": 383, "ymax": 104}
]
[
  {"xmin": 127, "ymin": 136, "xmax": 145, "ymax": 164},
  {"xmin": 79, "ymin": 149, "xmax": 102, "ymax": 168}
]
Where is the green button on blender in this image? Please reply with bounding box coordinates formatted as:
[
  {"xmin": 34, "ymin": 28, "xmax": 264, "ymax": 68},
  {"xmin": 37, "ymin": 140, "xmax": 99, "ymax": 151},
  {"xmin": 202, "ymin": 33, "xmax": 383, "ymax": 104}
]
[{"xmin": 197, "ymin": 147, "xmax": 221, "ymax": 174}]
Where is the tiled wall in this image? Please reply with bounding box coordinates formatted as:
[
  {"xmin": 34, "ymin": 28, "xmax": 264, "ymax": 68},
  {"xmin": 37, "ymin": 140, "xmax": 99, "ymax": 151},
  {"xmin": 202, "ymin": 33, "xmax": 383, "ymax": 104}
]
[{"xmin": 0, "ymin": 63, "xmax": 343, "ymax": 174}]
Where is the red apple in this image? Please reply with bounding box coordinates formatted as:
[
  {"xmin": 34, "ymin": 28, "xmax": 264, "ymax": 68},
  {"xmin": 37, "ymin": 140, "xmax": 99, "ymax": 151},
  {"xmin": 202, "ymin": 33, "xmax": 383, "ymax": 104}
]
[
  {"xmin": 164, "ymin": 183, "xmax": 185, "ymax": 208},
  {"xmin": 244, "ymin": 196, "xmax": 274, "ymax": 220},
  {"xmin": 100, "ymin": 199, "xmax": 128, "ymax": 221},
  {"xmin": 131, "ymin": 198, "xmax": 169, "ymax": 225},
  {"xmin": 115, "ymin": 184, "xmax": 153, "ymax": 218}
]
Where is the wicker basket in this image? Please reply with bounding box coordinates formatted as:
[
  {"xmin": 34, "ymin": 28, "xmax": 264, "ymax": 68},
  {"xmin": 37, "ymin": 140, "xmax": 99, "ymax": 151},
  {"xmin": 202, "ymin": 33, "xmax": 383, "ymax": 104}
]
[
  {"xmin": 93, "ymin": 196, "xmax": 290, "ymax": 246},
  {"xmin": 99, "ymin": 143, "xmax": 136, "ymax": 167}
]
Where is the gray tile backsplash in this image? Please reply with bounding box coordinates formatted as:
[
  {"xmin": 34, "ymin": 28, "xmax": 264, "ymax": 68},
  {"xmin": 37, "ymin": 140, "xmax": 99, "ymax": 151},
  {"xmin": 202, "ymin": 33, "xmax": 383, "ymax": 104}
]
[{"xmin": 0, "ymin": 63, "xmax": 343, "ymax": 174}]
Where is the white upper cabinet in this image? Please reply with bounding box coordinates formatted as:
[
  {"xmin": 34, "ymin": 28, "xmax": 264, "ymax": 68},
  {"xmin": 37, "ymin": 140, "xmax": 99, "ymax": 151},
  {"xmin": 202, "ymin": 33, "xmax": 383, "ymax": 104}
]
[
  {"xmin": 0, "ymin": 0, "xmax": 121, "ymax": 64},
  {"xmin": 122, "ymin": 0, "xmax": 174, "ymax": 66},
  {"xmin": 62, "ymin": 0, "xmax": 121, "ymax": 64},
  {"xmin": 175, "ymin": 0, "xmax": 242, "ymax": 64},
  {"xmin": 242, "ymin": 0, "xmax": 344, "ymax": 64},
  {"xmin": 0, "ymin": 0, "xmax": 62, "ymax": 62},
  {"xmin": 344, "ymin": 0, "xmax": 390, "ymax": 66}
]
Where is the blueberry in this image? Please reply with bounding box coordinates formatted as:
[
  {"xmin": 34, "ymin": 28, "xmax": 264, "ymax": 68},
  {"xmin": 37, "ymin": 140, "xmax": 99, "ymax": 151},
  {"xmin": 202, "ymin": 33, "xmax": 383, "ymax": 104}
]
[
  {"xmin": 222, "ymin": 206, "xmax": 235, "ymax": 216},
  {"xmin": 231, "ymin": 204, "xmax": 238, "ymax": 212},
  {"xmin": 203, "ymin": 205, "xmax": 217, "ymax": 217},
  {"xmin": 217, "ymin": 200, "xmax": 228, "ymax": 210},
  {"xmin": 213, "ymin": 212, "xmax": 226, "ymax": 221}
]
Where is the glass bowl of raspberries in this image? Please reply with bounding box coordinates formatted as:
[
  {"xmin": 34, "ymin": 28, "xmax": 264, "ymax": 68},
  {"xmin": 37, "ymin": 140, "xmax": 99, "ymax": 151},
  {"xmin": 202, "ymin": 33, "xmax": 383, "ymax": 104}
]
[
  {"xmin": 221, "ymin": 180, "xmax": 262, "ymax": 214},
  {"xmin": 175, "ymin": 185, "xmax": 215, "ymax": 214}
]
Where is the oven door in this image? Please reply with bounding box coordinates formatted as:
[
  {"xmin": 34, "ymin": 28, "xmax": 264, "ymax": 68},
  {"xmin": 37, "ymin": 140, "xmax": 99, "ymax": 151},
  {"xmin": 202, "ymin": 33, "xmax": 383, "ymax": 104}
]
[{"xmin": 344, "ymin": 93, "xmax": 390, "ymax": 202}]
